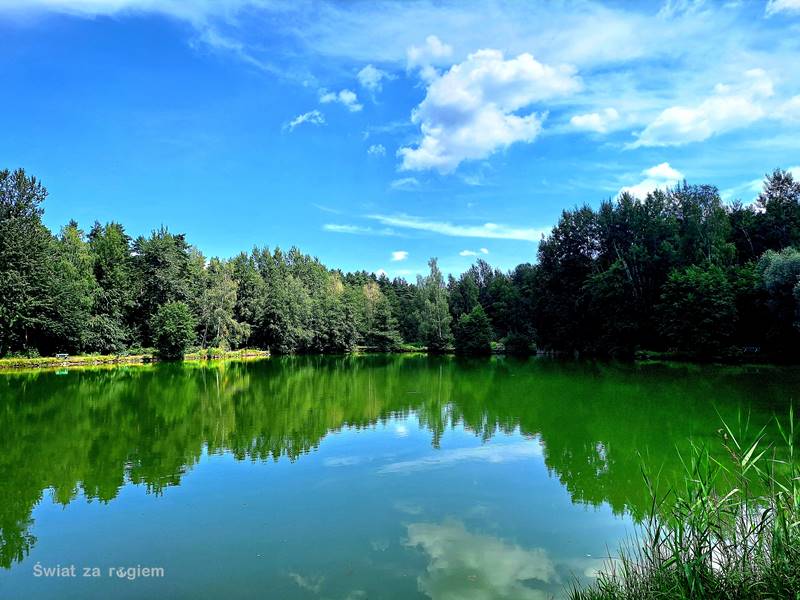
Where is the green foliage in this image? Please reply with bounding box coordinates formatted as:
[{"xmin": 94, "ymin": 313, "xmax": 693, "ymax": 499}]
[
  {"xmin": 5, "ymin": 167, "xmax": 800, "ymax": 361},
  {"xmin": 658, "ymin": 265, "xmax": 736, "ymax": 356},
  {"xmin": 197, "ymin": 258, "xmax": 249, "ymax": 350},
  {"xmin": 362, "ymin": 281, "xmax": 402, "ymax": 351},
  {"xmin": 453, "ymin": 305, "xmax": 493, "ymax": 356},
  {"xmin": 0, "ymin": 169, "xmax": 55, "ymax": 355},
  {"xmin": 416, "ymin": 258, "xmax": 453, "ymax": 353},
  {"xmin": 132, "ymin": 227, "xmax": 195, "ymax": 344},
  {"xmin": 150, "ymin": 302, "xmax": 197, "ymax": 360},
  {"xmin": 756, "ymin": 248, "xmax": 800, "ymax": 352}
]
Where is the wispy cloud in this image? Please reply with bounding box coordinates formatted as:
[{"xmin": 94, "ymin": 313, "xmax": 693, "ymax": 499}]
[
  {"xmin": 378, "ymin": 441, "xmax": 542, "ymax": 474},
  {"xmin": 284, "ymin": 110, "xmax": 325, "ymax": 132},
  {"xmin": 368, "ymin": 214, "xmax": 546, "ymax": 242},
  {"xmin": 391, "ymin": 250, "xmax": 408, "ymax": 261},
  {"xmin": 389, "ymin": 177, "xmax": 420, "ymax": 191},
  {"xmin": 630, "ymin": 70, "xmax": 774, "ymax": 148},
  {"xmin": 323, "ymin": 223, "xmax": 397, "ymax": 236},
  {"xmin": 312, "ymin": 203, "xmax": 342, "ymax": 214},
  {"xmin": 288, "ymin": 573, "xmax": 324, "ymax": 594},
  {"xmin": 766, "ymin": 0, "xmax": 800, "ymax": 16},
  {"xmin": 367, "ymin": 143, "xmax": 386, "ymax": 157}
]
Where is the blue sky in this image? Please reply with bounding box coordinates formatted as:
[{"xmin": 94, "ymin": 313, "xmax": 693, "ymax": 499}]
[{"xmin": 1, "ymin": 0, "xmax": 799, "ymax": 277}]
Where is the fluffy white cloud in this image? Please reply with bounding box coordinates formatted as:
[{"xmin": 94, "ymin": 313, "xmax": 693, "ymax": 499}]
[
  {"xmin": 389, "ymin": 177, "xmax": 420, "ymax": 191},
  {"xmin": 369, "ymin": 214, "xmax": 546, "ymax": 241},
  {"xmin": 619, "ymin": 162, "xmax": 684, "ymax": 198},
  {"xmin": 391, "ymin": 250, "xmax": 408, "ymax": 261},
  {"xmin": 406, "ymin": 519, "xmax": 557, "ymax": 600},
  {"xmin": 319, "ymin": 88, "xmax": 362, "ymax": 112},
  {"xmin": 632, "ymin": 69, "xmax": 774, "ymax": 147},
  {"xmin": 406, "ymin": 35, "xmax": 453, "ymax": 80},
  {"xmin": 357, "ymin": 64, "xmax": 391, "ymax": 93},
  {"xmin": 570, "ymin": 108, "xmax": 619, "ymax": 133},
  {"xmin": 399, "ymin": 48, "xmax": 581, "ymax": 173},
  {"xmin": 766, "ymin": 0, "xmax": 800, "ymax": 15},
  {"xmin": 284, "ymin": 109, "xmax": 325, "ymax": 131},
  {"xmin": 459, "ymin": 247, "xmax": 490, "ymax": 256},
  {"xmin": 367, "ymin": 143, "xmax": 386, "ymax": 157}
]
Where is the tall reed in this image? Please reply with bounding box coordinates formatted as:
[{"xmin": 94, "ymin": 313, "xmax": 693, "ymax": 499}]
[{"xmin": 571, "ymin": 408, "xmax": 800, "ymax": 599}]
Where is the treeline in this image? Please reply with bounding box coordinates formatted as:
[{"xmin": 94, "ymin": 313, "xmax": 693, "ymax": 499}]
[{"xmin": 2, "ymin": 167, "xmax": 800, "ymax": 360}]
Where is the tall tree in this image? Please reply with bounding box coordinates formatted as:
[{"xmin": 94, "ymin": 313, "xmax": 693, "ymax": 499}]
[
  {"xmin": 49, "ymin": 221, "xmax": 98, "ymax": 352},
  {"xmin": 0, "ymin": 169, "xmax": 54, "ymax": 355},
  {"xmin": 87, "ymin": 222, "xmax": 135, "ymax": 353},
  {"xmin": 416, "ymin": 258, "xmax": 453, "ymax": 353},
  {"xmin": 197, "ymin": 258, "xmax": 249, "ymax": 349},
  {"xmin": 132, "ymin": 227, "xmax": 193, "ymax": 343}
]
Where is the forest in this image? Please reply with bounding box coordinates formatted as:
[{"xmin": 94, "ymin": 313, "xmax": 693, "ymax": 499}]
[{"xmin": 2, "ymin": 166, "xmax": 800, "ymax": 361}]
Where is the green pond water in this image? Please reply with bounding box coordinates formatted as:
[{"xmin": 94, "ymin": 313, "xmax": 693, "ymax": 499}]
[{"xmin": 0, "ymin": 355, "xmax": 798, "ymax": 599}]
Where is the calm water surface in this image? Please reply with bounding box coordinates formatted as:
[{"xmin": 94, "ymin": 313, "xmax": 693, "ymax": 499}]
[{"xmin": 0, "ymin": 355, "xmax": 798, "ymax": 599}]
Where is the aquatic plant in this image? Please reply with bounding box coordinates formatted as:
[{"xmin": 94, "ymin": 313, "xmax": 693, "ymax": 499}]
[{"xmin": 571, "ymin": 408, "xmax": 800, "ymax": 600}]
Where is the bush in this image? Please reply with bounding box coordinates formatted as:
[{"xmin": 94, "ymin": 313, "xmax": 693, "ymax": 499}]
[
  {"xmin": 503, "ymin": 331, "xmax": 535, "ymax": 356},
  {"xmin": 150, "ymin": 302, "xmax": 196, "ymax": 360},
  {"xmin": 453, "ymin": 305, "xmax": 493, "ymax": 356}
]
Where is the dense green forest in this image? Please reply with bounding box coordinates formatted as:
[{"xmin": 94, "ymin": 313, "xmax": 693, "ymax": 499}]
[{"xmin": 2, "ymin": 167, "xmax": 800, "ymax": 360}]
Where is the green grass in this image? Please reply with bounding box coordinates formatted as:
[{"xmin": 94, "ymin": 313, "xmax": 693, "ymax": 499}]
[
  {"xmin": 570, "ymin": 409, "xmax": 800, "ymax": 600},
  {"xmin": 0, "ymin": 348, "xmax": 269, "ymax": 370}
]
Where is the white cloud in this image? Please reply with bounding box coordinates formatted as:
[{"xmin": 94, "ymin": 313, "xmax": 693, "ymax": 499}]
[
  {"xmin": 406, "ymin": 519, "xmax": 557, "ymax": 600},
  {"xmin": 367, "ymin": 143, "xmax": 386, "ymax": 157},
  {"xmin": 778, "ymin": 95, "xmax": 800, "ymax": 121},
  {"xmin": 357, "ymin": 64, "xmax": 392, "ymax": 93},
  {"xmin": 319, "ymin": 88, "xmax": 363, "ymax": 112},
  {"xmin": 406, "ymin": 35, "xmax": 453, "ymax": 80},
  {"xmin": 389, "ymin": 177, "xmax": 420, "ymax": 191},
  {"xmin": 0, "ymin": 0, "xmax": 255, "ymax": 21},
  {"xmin": 374, "ymin": 268, "xmax": 387, "ymax": 278},
  {"xmin": 288, "ymin": 573, "xmax": 324, "ymax": 594},
  {"xmin": 399, "ymin": 48, "xmax": 581, "ymax": 173},
  {"xmin": 766, "ymin": 0, "xmax": 800, "ymax": 15},
  {"xmin": 722, "ymin": 166, "xmax": 800, "ymax": 202},
  {"xmin": 380, "ymin": 441, "xmax": 541, "ymax": 474},
  {"xmin": 368, "ymin": 214, "xmax": 546, "ymax": 242},
  {"xmin": 570, "ymin": 108, "xmax": 619, "ymax": 133},
  {"xmin": 391, "ymin": 250, "xmax": 408, "ymax": 262},
  {"xmin": 459, "ymin": 247, "xmax": 489, "ymax": 257},
  {"xmin": 631, "ymin": 69, "xmax": 774, "ymax": 147},
  {"xmin": 284, "ymin": 109, "xmax": 325, "ymax": 131},
  {"xmin": 619, "ymin": 162, "xmax": 684, "ymax": 198},
  {"xmin": 323, "ymin": 224, "xmax": 397, "ymax": 236}
]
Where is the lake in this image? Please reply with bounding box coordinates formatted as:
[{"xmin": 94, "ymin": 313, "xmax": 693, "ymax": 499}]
[{"xmin": 0, "ymin": 355, "xmax": 797, "ymax": 599}]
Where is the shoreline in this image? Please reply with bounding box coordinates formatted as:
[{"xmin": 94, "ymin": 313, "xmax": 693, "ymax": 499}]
[
  {"xmin": 0, "ymin": 349, "xmax": 270, "ymax": 371},
  {"xmin": 1, "ymin": 347, "xmax": 797, "ymax": 373}
]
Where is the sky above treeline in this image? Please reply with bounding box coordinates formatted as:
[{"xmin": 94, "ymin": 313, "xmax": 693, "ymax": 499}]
[{"xmin": 1, "ymin": 0, "xmax": 799, "ymax": 277}]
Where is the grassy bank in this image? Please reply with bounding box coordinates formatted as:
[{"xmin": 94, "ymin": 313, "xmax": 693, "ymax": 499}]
[
  {"xmin": 0, "ymin": 348, "xmax": 269, "ymax": 370},
  {"xmin": 570, "ymin": 411, "xmax": 800, "ymax": 600}
]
